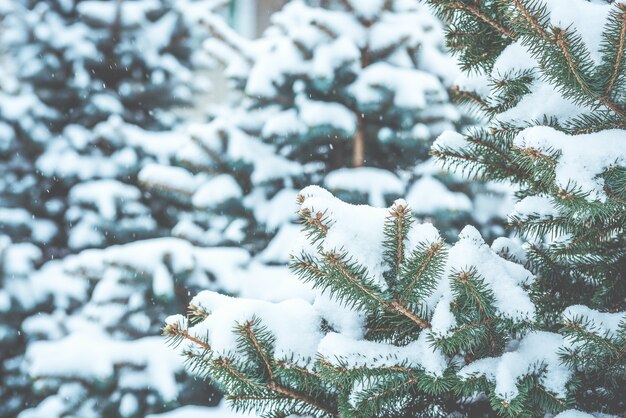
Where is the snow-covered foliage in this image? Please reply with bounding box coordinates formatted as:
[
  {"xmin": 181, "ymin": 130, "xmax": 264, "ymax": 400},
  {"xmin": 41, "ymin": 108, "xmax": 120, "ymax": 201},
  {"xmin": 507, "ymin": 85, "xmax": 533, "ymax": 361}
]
[
  {"xmin": 11, "ymin": 238, "xmax": 246, "ymax": 417},
  {"xmin": 9, "ymin": 231, "xmax": 319, "ymax": 417},
  {"xmin": 3, "ymin": 0, "xmax": 621, "ymax": 416},
  {"xmin": 164, "ymin": 188, "xmax": 582, "ymax": 417},
  {"xmin": 144, "ymin": 0, "xmax": 489, "ymax": 257},
  {"xmin": 161, "ymin": 0, "xmax": 625, "ymax": 416},
  {"xmin": 0, "ymin": 0, "xmax": 213, "ymax": 258},
  {"xmin": 0, "ymin": 1, "xmax": 223, "ymax": 417},
  {"xmin": 428, "ymin": 0, "xmax": 626, "ymax": 414}
]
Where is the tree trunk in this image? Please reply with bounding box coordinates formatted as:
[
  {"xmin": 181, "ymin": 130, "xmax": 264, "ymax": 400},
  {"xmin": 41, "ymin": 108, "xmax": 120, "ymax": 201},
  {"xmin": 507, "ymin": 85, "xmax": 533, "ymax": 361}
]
[
  {"xmin": 112, "ymin": 0, "xmax": 123, "ymax": 43},
  {"xmin": 352, "ymin": 115, "xmax": 365, "ymax": 167}
]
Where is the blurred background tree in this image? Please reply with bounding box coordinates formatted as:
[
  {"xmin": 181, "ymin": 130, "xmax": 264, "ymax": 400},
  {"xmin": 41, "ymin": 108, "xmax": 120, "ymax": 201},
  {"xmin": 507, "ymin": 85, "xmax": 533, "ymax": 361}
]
[{"xmin": 0, "ymin": 1, "xmax": 512, "ymax": 417}]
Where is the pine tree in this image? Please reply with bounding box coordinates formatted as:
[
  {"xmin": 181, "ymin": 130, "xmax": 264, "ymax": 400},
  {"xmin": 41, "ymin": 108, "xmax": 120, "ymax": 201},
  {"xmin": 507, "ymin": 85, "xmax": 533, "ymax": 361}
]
[
  {"xmin": 427, "ymin": 0, "xmax": 626, "ymax": 412},
  {"xmin": 166, "ymin": 186, "xmax": 573, "ymax": 417},
  {"xmin": 13, "ymin": 237, "xmax": 252, "ymax": 418},
  {"xmin": 0, "ymin": 0, "xmax": 212, "ymax": 259},
  {"xmin": 144, "ymin": 0, "xmax": 488, "ymax": 259},
  {"xmin": 0, "ymin": 1, "xmax": 221, "ymax": 417},
  {"xmin": 164, "ymin": 0, "xmax": 625, "ymax": 416}
]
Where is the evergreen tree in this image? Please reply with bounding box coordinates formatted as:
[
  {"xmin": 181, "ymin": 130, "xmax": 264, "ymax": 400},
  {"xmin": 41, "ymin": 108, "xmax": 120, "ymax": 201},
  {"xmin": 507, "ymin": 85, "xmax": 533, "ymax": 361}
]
[
  {"xmin": 13, "ymin": 237, "xmax": 251, "ymax": 418},
  {"xmin": 428, "ymin": 0, "xmax": 626, "ymax": 412},
  {"xmin": 144, "ymin": 0, "xmax": 489, "ymax": 258},
  {"xmin": 0, "ymin": 0, "xmax": 212, "ymax": 259},
  {"xmin": 166, "ymin": 186, "xmax": 574, "ymax": 417},
  {"xmin": 165, "ymin": 0, "xmax": 625, "ymax": 416},
  {"xmin": 0, "ymin": 1, "xmax": 223, "ymax": 417}
]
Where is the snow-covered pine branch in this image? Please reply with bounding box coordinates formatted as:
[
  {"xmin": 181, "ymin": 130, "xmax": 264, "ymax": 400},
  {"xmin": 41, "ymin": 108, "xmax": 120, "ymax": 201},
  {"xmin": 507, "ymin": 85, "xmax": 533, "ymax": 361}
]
[
  {"xmin": 427, "ymin": 0, "xmax": 626, "ymax": 413},
  {"xmin": 163, "ymin": 188, "xmax": 588, "ymax": 417}
]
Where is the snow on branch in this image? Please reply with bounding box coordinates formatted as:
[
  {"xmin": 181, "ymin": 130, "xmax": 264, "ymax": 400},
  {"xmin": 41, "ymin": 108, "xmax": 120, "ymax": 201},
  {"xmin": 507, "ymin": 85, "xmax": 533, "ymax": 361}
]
[{"xmin": 164, "ymin": 188, "xmax": 570, "ymax": 417}]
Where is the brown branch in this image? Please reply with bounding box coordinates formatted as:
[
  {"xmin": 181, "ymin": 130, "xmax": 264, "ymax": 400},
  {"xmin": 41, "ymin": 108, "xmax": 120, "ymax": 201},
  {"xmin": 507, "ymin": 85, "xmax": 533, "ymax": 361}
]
[
  {"xmin": 451, "ymin": 1, "xmax": 518, "ymax": 40},
  {"xmin": 555, "ymin": 30, "xmax": 626, "ymax": 119},
  {"xmin": 389, "ymin": 203, "xmax": 408, "ymax": 268},
  {"xmin": 188, "ymin": 304, "xmax": 210, "ymax": 322},
  {"xmin": 326, "ymin": 253, "xmax": 431, "ymax": 329},
  {"xmin": 554, "ymin": 29, "xmax": 593, "ymax": 94},
  {"xmin": 214, "ymin": 358, "xmax": 259, "ymax": 389},
  {"xmin": 239, "ymin": 321, "xmax": 275, "ymax": 381},
  {"xmin": 513, "ymin": 0, "xmax": 626, "ymax": 120},
  {"xmin": 327, "ymin": 253, "xmax": 388, "ymax": 306},
  {"xmin": 310, "ymin": 20, "xmax": 339, "ymax": 39},
  {"xmin": 179, "ymin": 329, "xmax": 211, "ymax": 350},
  {"xmin": 512, "ymin": 0, "xmax": 550, "ymax": 40},
  {"xmin": 389, "ymin": 301, "xmax": 431, "ymax": 329},
  {"xmin": 267, "ymin": 382, "xmax": 337, "ymax": 416},
  {"xmin": 450, "ymin": 86, "xmax": 490, "ymax": 110},
  {"xmin": 295, "ymin": 258, "xmax": 327, "ymax": 278},
  {"xmin": 239, "ymin": 321, "xmax": 337, "ymax": 416},
  {"xmin": 605, "ymin": 5, "xmax": 626, "ymax": 96},
  {"xmin": 302, "ymin": 209, "xmax": 329, "ymax": 234},
  {"xmin": 276, "ymin": 361, "xmax": 322, "ymax": 379},
  {"xmin": 400, "ymin": 242, "xmax": 443, "ymax": 300},
  {"xmin": 456, "ymin": 271, "xmax": 488, "ymax": 317},
  {"xmin": 352, "ymin": 114, "xmax": 365, "ymax": 167}
]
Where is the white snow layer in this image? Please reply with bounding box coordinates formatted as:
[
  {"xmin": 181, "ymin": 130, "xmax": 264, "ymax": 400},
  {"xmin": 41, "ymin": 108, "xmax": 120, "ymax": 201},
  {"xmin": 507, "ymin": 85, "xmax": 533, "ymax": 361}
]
[
  {"xmin": 299, "ymin": 185, "xmax": 391, "ymax": 290},
  {"xmin": 186, "ymin": 292, "xmax": 323, "ymax": 366},
  {"xmin": 406, "ymin": 176, "xmax": 472, "ymax": 214},
  {"xmin": 435, "ymin": 125, "xmax": 626, "ymax": 208},
  {"xmin": 539, "ymin": 0, "xmax": 612, "ymax": 64},
  {"xmin": 553, "ymin": 411, "xmax": 595, "ymax": 418},
  {"xmin": 192, "ymin": 174, "xmax": 243, "ymax": 209},
  {"xmin": 145, "ymin": 402, "xmax": 252, "ymax": 418},
  {"xmin": 324, "ymin": 167, "xmax": 404, "ymax": 207},
  {"xmin": 69, "ymin": 180, "xmax": 141, "ymax": 220},
  {"xmin": 25, "ymin": 332, "xmax": 183, "ymax": 401},
  {"xmin": 510, "ymin": 195, "xmax": 560, "ymax": 220},
  {"xmin": 459, "ymin": 331, "xmax": 571, "ymax": 402},
  {"xmin": 562, "ymin": 305, "xmax": 625, "ymax": 338},
  {"xmin": 179, "ymin": 188, "xmax": 541, "ymax": 398},
  {"xmin": 513, "ymin": 126, "xmax": 626, "ymax": 201},
  {"xmin": 318, "ymin": 331, "xmax": 447, "ymax": 377},
  {"xmin": 349, "ymin": 63, "xmax": 448, "ymax": 110},
  {"xmin": 345, "ymin": 0, "xmax": 386, "ymax": 21}
]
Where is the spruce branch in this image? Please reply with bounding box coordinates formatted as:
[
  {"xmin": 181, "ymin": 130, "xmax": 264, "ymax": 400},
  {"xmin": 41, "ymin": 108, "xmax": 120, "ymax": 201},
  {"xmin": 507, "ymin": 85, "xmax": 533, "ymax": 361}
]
[
  {"xmin": 163, "ymin": 322, "xmax": 211, "ymax": 350},
  {"xmin": 237, "ymin": 319, "xmax": 276, "ymax": 381},
  {"xmin": 391, "ymin": 205, "xmax": 408, "ymax": 269},
  {"xmin": 213, "ymin": 357, "xmax": 261, "ymax": 390},
  {"xmin": 561, "ymin": 319, "xmax": 624, "ymax": 359},
  {"xmin": 449, "ymin": 1, "xmax": 518, "ymax": 41},
  {"xmin": 357, "ymin": 376, "xmax": 419, "ymax": 409},
  {"xmin": 398, "ymin": 241, "xmax": 445, "ymax": 302},
  {"xmin": 234, "ymin": 318, "xmax": 339, "ymax": 417},
  {"xmin": 383, "ymin": 201, "xmax": 414, "ymax": 282},
  {"xmin": 388, "ymin": 300, "xmax": 432, "ymax": 330},
  {"xmin": 449, "ymin": 85, "xmax": 490, "ymax": 111},
  {"xmin": 512, "ymin": 0, "xmax": 626, "ymax": 119},
  {"xmin": 300, "ymin": 208, "xmax": 330, "ymax": 235},
  {"xmin": 451, "ymin": 269, "xmax": 496, "ymax": 320},
  {"xmin": 604, "ymin": 4, "xmax": 626, "ymax": 96},
  {"xmin": 323, "ymin": 251, "xmax": 391, "ymax": 309},
  {"xmin": 325, "ymin": 251, "xmax": 432, "ymax": 329}
]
